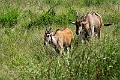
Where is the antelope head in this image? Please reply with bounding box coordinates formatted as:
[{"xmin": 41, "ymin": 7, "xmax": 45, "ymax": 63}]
[{"xmin": 44, "ymin": 25, "xmax": 52, "ymax": 45}]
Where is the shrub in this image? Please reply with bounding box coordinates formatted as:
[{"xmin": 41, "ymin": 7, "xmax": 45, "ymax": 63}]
[
  {"xmin": 67, "ymin": 7, "xmax": 76, "ymax": 23},
  {"xmin": 0, "ymin": 8, "xmax": 19, "ymax": 27},
  {"xmin": 35, "ymin": 11, "xmax": 55, "ymax": 27},
  {"xmin": 18, "ymin": 10, "xmax": 37, "ymax": 29},
  {"xmin": 54, "ymin": 7, "xmax": 76, "ymax": 25},
  {"xmin": 55, "ymin": 13, "xmax": 67, "ymax": 25}
]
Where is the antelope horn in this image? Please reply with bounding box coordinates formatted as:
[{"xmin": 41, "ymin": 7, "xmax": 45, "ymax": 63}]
[
  {"xmin": 46, "ymin": 26, "xmax": 48, "ymax": 31},
  {"xmin": 49, "ymin": 24, "xmax": 52, "ymax": 31},
  {"xmin": 46, "ymin": 22, "xmax": 48, "ymax": 31},
  {"xmin": 76, "ymin": 12, "xmax": 79, "ymax": 21}
]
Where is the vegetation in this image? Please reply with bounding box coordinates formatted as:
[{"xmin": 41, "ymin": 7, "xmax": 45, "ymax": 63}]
[{"xmin": 0, "ymin": 0, "xmax": 120, "ymax": 80}]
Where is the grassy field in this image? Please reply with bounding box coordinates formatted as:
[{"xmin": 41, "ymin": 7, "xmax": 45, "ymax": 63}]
[{"xmin": 0, "ymin": 0, "xmax": 120, "ymax": 80}]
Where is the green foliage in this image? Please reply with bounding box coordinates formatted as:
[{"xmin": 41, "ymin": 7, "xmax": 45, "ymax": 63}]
[
  {"xmin": 44, "ymin": 0, "xmax": 59, "ymax": 5},
  {"xmin": 103, "ymin": 10, "xmax": 120, "ymax": 24},
  {"xmin": 17, "ymin": 10, "xmax": 34, "ymax": 29},
  {"xmin": 0, "ymin": 8, "xmax": 19, "ymax": 27},
  {"xmin": 55, "ymin": 13, "xmax": 67, "ymax": 25},
  {"xmin": 83, "ymin": 0, "xmax": 103, "ymax": 6},
  {"xmin": 67, "ymin": 7, "xmax": 76, "ymax": 23},
  {"xmin": 53, "ymin": 6, "xmax": 76, "ymax": 25},
  {"xmin": 112, "ymin": 22, "xmax": 120, "ymax": 39},
  {"xmin": 26, "ymin": 7, "xmax": 76, "ymax": 28},
  {"xmin": 95, "ymin": 38, "xmax": 120, "ymax": 80},
  {"xmin": 83, "ymin": 0, "xmax": 120, "ymax": 7},
  {"xmin": 35, "ymin": 11, "xmax": 55, "ymax": 27}
]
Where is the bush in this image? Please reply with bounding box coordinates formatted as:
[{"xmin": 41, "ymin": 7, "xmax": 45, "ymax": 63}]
[
  {"xmin": 35, "ymin": 11, "xmax": 55, "ymax": 27},
  {"xmin": 18, "ymin": 10, "xmax": 37, "ymax": 29},
  {"xmin": 55, "ymin": 13, "xmax": 67, "ymax": 25},
  {"xmin": 0, "ymin": 8, "xmax": 19, "ymax": 27},
  {"xmin": 54, "ymin": 7, "xmax": 76, "ymax": 25},
  {"xmin": 67, "ymin": 7, "xmax": 76, "ymax": 23}
]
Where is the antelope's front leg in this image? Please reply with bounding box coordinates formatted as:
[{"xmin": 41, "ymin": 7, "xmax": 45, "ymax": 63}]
[
  {"xmin": 80, "ymin": 33, "xmax": 84, "ymax": 43},
  {"xmin": 91, "ymin": 26, "xmax": 95, "ymax": 38},
  {"xmin": 59, "ymin": 47, "xmax": 64, "ymax": 56}
]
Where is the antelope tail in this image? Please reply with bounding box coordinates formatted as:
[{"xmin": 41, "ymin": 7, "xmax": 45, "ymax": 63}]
[{"xmin": 104, "ymin": 23, "xmax": 113, "ymax": 26}]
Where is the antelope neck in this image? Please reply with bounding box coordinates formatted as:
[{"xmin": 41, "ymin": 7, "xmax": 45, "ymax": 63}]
[{"xmin": 51, "ymin": 36, "xmax": 57, "ymax": 46}]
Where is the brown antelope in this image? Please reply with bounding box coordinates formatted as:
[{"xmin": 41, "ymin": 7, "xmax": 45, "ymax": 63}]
[
  {"xmin": 44, "ymin": 26, "xmax": 74, "ymax": 55},
  {"xmin": 72, "ymin": 12, "xmax": 112, "ymax": 42}
]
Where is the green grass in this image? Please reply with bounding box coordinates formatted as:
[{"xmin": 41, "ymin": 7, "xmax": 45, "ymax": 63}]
[{"xmin": 0, "ymin": 0, "xmax": 120, "ymax": 80}]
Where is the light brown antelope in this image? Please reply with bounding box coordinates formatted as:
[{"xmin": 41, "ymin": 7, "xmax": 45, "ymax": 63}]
[
  {"xmin": 72, "ymin": 12, "xmax": 112, "ymax": 42},
  {"xmin": 44, "ymin": 26, "xmax": 74, "ymax": 55}
]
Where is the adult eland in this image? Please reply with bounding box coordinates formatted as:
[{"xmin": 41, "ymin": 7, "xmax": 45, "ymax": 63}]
[
  {"xmin": 44, "ymin": 26, "xmax": 74, "ymax": 55},
  {"xmin": 72, "ymin": 12, "xmax": 112, "ymax": 42}
]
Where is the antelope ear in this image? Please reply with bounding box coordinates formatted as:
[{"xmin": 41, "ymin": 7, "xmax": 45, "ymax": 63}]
[
  {"xmin": 72, "ymin": 22, "xmax": 76, "ymax": 25},
  {"xmin": 46, "ymin": 28, "xmax": 48, "ymax": 31},
  {"xmin": 50, "ymin": 32, "xmax": 54, "ymax": 35},
  {"xmin": 49, "ymin": 27, "xmax": 52, "ymax": 31},
  {"xmin": 45, "ymin": 30, "xmax": 48, "ymax": 33}
]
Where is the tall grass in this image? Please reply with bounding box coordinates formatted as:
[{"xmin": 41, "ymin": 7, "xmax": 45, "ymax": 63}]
[{"xmin": 0, "ymin": 0, "xmax": 120, "ymax": 80}]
